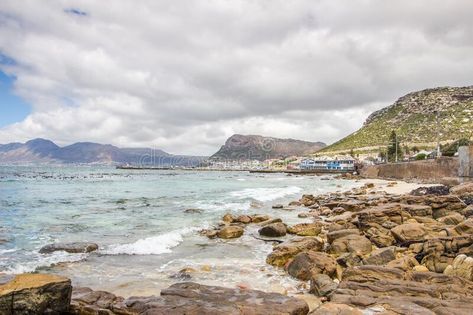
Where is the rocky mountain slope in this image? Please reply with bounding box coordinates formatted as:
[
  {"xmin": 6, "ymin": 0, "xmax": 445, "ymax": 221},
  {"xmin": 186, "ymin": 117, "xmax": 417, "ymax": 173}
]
[
  {"xmin": 0, "ymin": 138, "xmax": 205, "ymax": 166},
  {"xmin": 321, "ymin": 86, "xmax": 473, "ymax": 154},
  {"xmin": 211, "ymin": 134, "xmax": 326, "ymax": 161}
]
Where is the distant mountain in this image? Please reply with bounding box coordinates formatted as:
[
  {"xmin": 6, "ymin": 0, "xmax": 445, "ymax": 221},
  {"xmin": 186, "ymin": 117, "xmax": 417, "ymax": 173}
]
[
  {"xmin": 321, "ymin": 86, "xmax": 473, "ymax": 154},
  {"xmin": 0, "ymin": 138, "xmax": 206, "ymax": 166},
  {"xmin": 210, "ymin": 134, "xmax": 326, "ymax": 161}
]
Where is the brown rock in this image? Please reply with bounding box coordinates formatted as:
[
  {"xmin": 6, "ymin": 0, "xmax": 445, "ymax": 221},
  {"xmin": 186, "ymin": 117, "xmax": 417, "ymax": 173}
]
[
  {"xmin": 390, "ymin": 223, "xmax": 427, "ymax": 244},
  {"xmin": 0, "ymin": 274, "xmax": 72, "ymax": 315},
  {"xmin": 126, "ymin": 282, "xmax": 309, "ymax": 315},
  {"xmin": 217, "ymin": 226, "xmax": 244, "ymax": 239},
  {"xmin": 287, "ymin": 251, "xmax": 338, "ymax": 281},
  {"xmin": 327, "ymin": 229, "xmax": 360, "ymax": 244},
  {"xmin": 439, "ymin": 212, "xmax": 465, "ymax": 225},
  {"xmin": 39, "ymin": 242, "xmax": 98, "ymax": 254},
  {"xmin": 363, "ymin": 247, "xmax": 396, "ymax": 265},
  {"xmin": 259, "ymin": 222, "xmax": 287, "ymax": 237},
  {"xmin": 251, "ymin": 214, "xmax": 270, "ymax": 223},
  {"xmin": 267, "ymin": 237, "xmax": 324, "ymax": 267},
  {"xmin": 222, "ymin": 213, "xmax": 235, "ymax": 223},
  {"xmin": 309, "ymin": 274, "xmax": 338, "ymax": 297},
  {"xmin": 330, "ymin": 234, "xmax": 372, "ymax": 256},
  {"xmin": 287, "ymin": 223, "xmax": 322, "ymax": 236},
  {"xmin": 310, "ymin": 302, "xmax": 363, "ymax": 315},
  {"xmin": 235, "ymin": 215, "xmax": 252, "ymax": 224}
]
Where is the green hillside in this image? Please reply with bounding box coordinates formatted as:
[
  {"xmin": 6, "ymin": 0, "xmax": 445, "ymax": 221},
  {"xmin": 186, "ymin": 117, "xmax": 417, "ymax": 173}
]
[{"xmin": 321, "ymin": 86, "xmax": 473, "ymax": 154}]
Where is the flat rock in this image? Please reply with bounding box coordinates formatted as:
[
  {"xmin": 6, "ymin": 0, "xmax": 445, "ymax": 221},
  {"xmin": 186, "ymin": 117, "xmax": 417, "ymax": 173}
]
[
  {"xmin": 287, "ymin": 223, "xmax": 322, "ymax": 236},
  {"xmin": 390, "ymin": 223, "xmax": 427, "ymax": 244},
  {"xmin": 259, "ymin": 222, "xmax": 287, "ymax": 237},
  {"xmin": 329, "ymin": 234, "xmax": 372, "ymax": 256},
  {"xmin": 126, "ymin": 282, "xmax": 309, "ymax": 315},
  {"xmin": 39, "ymin": 242, "xmax": 98, "ymax": 254},
  {"xmin": 0, "ymin": 273, "xmax": 71, "ymax": 315},
  {"xmin": 363, "ymin": 247, "xmax": 396, "ymax": 265}
]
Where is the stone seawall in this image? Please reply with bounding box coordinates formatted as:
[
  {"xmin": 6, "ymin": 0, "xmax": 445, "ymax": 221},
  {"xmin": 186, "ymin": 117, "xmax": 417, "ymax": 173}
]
[{"xmin": 360, "ymin": 157, "xmax": 460, "ymax": 182}]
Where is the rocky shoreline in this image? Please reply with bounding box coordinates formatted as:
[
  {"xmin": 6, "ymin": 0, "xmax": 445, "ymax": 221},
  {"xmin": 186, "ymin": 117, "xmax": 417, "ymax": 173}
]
[{"xmin": 2, "ymin": 180, "xmax": 473, "ymax": 314}]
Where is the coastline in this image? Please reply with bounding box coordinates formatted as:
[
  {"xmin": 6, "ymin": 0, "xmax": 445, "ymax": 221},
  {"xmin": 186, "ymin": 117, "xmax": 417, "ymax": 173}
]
[{"xmin": 6, "ymin": 175, "xmax": 472, "ymax": 314}]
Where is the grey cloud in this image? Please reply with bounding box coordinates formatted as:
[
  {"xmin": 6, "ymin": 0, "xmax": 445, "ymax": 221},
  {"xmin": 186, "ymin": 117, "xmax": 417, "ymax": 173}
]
[{"xmin": 0, "ymin": 0, "xmax": 472, "ymax": 154}]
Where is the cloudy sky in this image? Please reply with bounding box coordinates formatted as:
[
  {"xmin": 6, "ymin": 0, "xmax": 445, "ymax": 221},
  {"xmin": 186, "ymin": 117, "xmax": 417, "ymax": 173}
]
[{"xmin": 0, "ymin": 0, "xmax": 472, "ymax": 155}]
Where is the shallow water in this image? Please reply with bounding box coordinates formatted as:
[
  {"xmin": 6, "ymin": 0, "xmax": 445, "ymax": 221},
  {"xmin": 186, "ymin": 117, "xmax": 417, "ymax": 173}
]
[{"xmin": 0, "ymin": 165, "xmax": 361, "ymax": 296}]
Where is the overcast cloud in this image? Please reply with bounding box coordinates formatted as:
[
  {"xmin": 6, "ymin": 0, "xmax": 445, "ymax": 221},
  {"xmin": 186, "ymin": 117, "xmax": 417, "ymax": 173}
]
[{"xmin": 0, "ymin": 0, "xmax": 472, "ymax": 155}]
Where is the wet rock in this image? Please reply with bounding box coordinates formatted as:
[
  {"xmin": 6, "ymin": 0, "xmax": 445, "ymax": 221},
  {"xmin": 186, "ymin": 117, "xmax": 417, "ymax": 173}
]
[
  {"xmin": 217, "ymin": 226, "xmax": 244, "ymax": 239},
  {"xmin": 272, "ymin": 204, "xmax": 284, "ymax": 209},
  {"xmin": 309, "ymin": 274, "xmax": 338, "ymax": 297},
  {"xmin": 390, "ymin": 223, "xmax": 427, "ymax": 244},
  {"xmin": 39, "ymin": 242, "xmax": 98, "ymax": 254},
  {"xmin": 267, "ymin": 237, "xmax": 324, "ymax": 267},
  {"xmin": 287, "ymin": 223, "xmax": 322, "ymax": 236},
  {"xmin": 200, "ymin": 229, "xmax": 218, "ymax": 239},
  {"xmin": 444, "ymin": 254, "xmax": 473, "ymax": 281},
  {"xmin": 329, "ymin": 234, "xmax": 372, "ymax": 256},
  {"xmin": 287, "ymin": 251, "xmax": 338, "ymax": 281},
  {"xmin": 0, "ymin": 274, "xmax": 72, "ymax": 315},
  {"xmin": 222, "ymin": 213, "xmax": 235, "ymax": 223},
  {"xmin": 70, "ymin": 287, "xmax": 131, "ymax": 315},
  {"xmin": 258, "ymin": 218, "xmax": 283, "ymax": 226},
  {"xmin": 300, "ymin": 194, "xmax": 317, "ymax": 207},
  {"xmin": 126, "ymin": 282, "xmax": 309, "ymax": 315},
  {"xmin": 251, "ymin": 214, "xmax": 270, "ymax": 223},
  {"xmin": 289, "ymin": 201, "xmax": 302, "ymax": 207},
  {"xmin": 363, "ymin": 247, "xmax": 396, "ymax": 265},
  {"xmin": 235, "ymin": 215, "xmax": 252, "ymax": 224},
  {"xmin": 410, "ymin": 185, "xmax": 450, "ymax": 196},
  {"xmin": 259, "ymin": 222, "xmax": 287, "ymax": 237},
  {"xmin": 183, "ymin": 208, "xmax": 203, "ymax": 214}
]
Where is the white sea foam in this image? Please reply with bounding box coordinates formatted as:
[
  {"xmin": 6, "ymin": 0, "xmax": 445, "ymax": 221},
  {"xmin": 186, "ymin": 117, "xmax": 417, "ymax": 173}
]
[
  {"xmin": 3, "ymin": 251, "xmax": 87, "ymax": 274},
  {"xmin": 103, "ymin": 226, "xmax": 200, "ymax": 255},
  {"xmin": 229, "ymin": 186, "xmax": 302, "ymax": 202}
]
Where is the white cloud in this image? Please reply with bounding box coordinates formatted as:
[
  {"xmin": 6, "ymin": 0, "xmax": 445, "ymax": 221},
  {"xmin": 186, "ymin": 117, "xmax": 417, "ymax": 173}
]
[{"xmin": 0, "ymin": 0, "xmax": 473, "ymax": 154}]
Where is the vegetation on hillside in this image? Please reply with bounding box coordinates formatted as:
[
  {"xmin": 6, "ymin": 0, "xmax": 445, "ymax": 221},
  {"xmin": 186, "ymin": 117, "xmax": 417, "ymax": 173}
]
[{"xmin": 321, "ymin": 86, "xmax": 473, "ymax": 154}]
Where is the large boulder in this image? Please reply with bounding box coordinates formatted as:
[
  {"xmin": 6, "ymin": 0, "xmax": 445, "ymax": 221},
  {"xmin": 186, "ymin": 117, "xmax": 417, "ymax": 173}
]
[
  {"xmin": 363, "ymin": 247, "xmax": 396, "ymax": 265},
  {"xmin": 287, "ymin": 223, "xmax": 322, "ymax": 236},
  {"xmin": 329, "ymin": 234, "xmax": 372, "ymax": 256},
  {"xmin": 0, "ymin": 274, "xmax": 72, "ymax": 315},
  {"xmin": 217, "ymin": 226, "xmax": 244, "ymax": 239},
  {"xmin": 126, "ymin": 282, "xmax": 309, "ymax": 315},
  {"xmin": 267, "ymin": 237, "xmax": 324, "ymax": 267},
  {"xmin": 287, "ymin": 251, "xmax": 338, "ymax": 281},
  {"xmin": 451, "ymin": 182, "xmax": 473, "ymax": 196},
  {"xmin": 259, "ymin": 222, "xmax": 287, "ymax": 237},
  {"xmin": 444, "ymin": 254, "xmax": 473, "ymax": 281},
  {"xmin": 39, "ymin": 242, "xmax": 98, "ymax": 254},
  {"xmin": 390, "ymin": 223, "xmax": 427, "ymax": 244}
]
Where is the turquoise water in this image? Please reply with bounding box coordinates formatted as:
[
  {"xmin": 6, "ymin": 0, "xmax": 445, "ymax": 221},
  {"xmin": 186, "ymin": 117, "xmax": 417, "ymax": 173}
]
[{"xmin": 0, "ymin": 166, "xmax": 361, "ymax": 296}]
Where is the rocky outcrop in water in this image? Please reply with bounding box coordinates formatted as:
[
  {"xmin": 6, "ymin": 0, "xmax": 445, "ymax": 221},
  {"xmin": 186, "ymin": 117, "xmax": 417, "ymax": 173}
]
[{"xmin": 39, "ymin": 242, "xmax": 99, "ymax": 254}]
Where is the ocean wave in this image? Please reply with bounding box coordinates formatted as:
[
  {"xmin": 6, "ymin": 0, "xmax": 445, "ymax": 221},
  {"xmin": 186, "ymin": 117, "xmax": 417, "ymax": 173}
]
[
  {"xmin": 103, "ymin": 226, "xmax": 200, "ymax": 255},
  {"xmin": 229, "ymin": 186, "xmax": 302, "ymax": 202},
  {"xmin": 2, "ymin": 251, "xmax": 87, "ymax": 274}
]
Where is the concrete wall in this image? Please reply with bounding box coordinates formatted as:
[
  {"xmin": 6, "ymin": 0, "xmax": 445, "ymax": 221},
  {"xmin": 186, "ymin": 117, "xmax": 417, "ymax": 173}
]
[
  {"xmin": 360, "ymin": 157, "xmax": 459, "ymax": 182},
  {"xmin": 459, "ymin": 146, "xmax": 473, "ymax": 178}
]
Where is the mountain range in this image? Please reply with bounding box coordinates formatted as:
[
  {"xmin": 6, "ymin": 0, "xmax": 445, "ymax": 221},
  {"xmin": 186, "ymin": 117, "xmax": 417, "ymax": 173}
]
[
  {"xmin": 0, "ymin": 139, "xmax": 206, "ymax": 166},
  {"xmin": 210, "ymin": 134, "xmax": 326, "ymax": 161},
  {"xmin": 321, "ymin": 86, "xmax": 473, "ymax": 155}
]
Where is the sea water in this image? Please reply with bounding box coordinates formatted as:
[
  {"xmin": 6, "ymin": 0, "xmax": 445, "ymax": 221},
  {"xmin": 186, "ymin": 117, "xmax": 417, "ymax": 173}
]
[{"xmin": 0, "ymin": 165, "xmax": 362, "ymax": 296}]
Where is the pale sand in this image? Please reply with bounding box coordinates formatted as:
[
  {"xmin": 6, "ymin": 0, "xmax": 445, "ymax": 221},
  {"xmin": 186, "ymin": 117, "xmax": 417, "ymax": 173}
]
[{"xmin": 357, "ymin": 178, "xmax": 439, "ymax": 195}]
